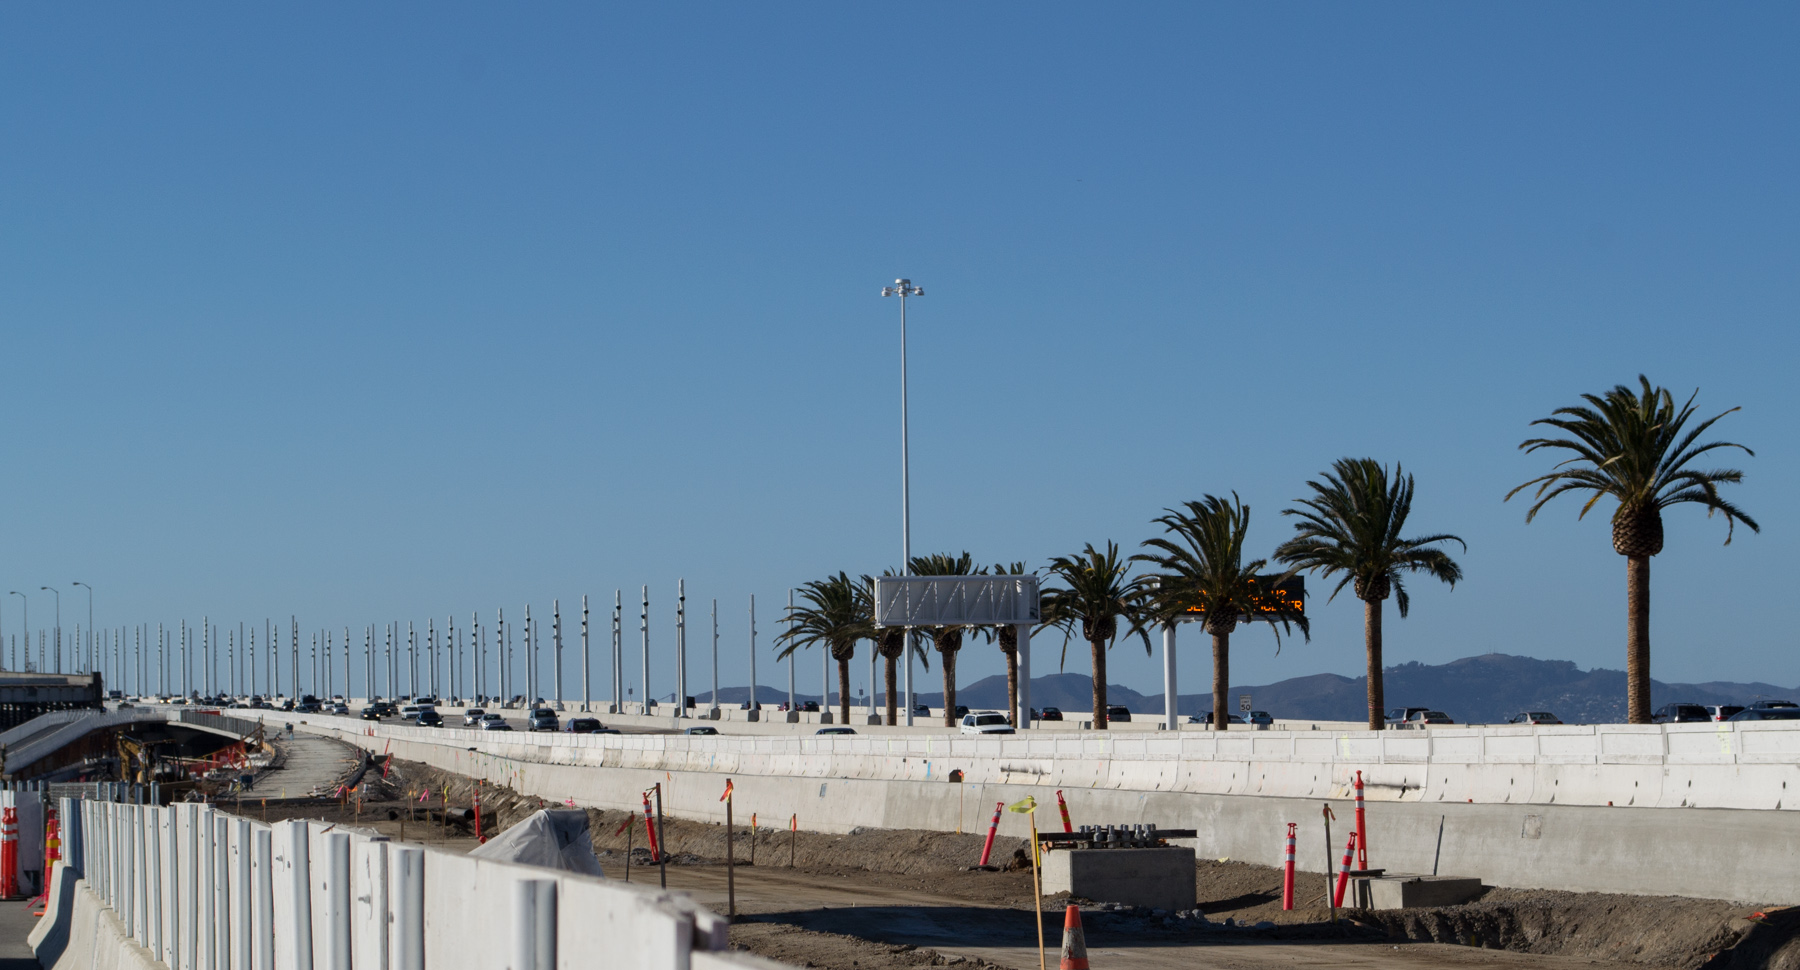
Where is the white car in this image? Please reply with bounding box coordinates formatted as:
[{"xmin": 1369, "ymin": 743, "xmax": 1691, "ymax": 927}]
[
  {"xmin": 479, "ymin": 713, "xmax": 508, "ymax": 729},
  {"xmin": 960, "ymin": 712, "xmax": 1015, "ymax": 735}
]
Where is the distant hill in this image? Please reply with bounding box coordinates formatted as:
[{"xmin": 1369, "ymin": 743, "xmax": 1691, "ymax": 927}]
[{"xmin": 687, "ymin": 654, "xmax": 1800, "ymax": 724}]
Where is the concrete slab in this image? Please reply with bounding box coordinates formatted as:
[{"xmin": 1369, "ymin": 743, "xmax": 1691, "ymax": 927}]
[
  {"xmin": 1351, "ymin": 873, "xmax": 1484, "ymax": 910},
  {"xmin": 1041, "ymin": 846, "xmax": 1196, "ymax": 912}
]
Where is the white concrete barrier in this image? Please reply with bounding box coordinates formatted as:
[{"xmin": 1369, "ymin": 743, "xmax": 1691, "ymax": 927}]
[
  {"xmin": 303, "ymin": 714, "xmax": 1800, "ymax": 903},
  {"xmin": 39, "ymin": 794, "xmax": 786, "ymax": 970}
]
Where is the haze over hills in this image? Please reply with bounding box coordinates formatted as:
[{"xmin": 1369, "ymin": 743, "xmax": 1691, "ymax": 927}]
[{"xmin": 686, "ymin": 654, "xmax": 1799, "ymax": 724}]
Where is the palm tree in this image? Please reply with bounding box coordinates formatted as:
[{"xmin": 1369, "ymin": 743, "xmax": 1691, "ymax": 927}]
[
  {"xmin": 775, "ymin": 572, "xmax": 870, "ymax": 725},
  {"xmin": 1136, "ymin": 495, "xmax": 1308, "ymax": 730},
  {"xmin": 990, "ymin": 562, "xmax": 1032, "ymax": 725},
  {"xmin": 908, "ymin": 553, "xmax": 985, "ymax": 727},
  {"xmin": 1505, "ymin": 377, "xmax": 1757, "ymax": 723},
  {"xmin": 1276, "ymin": 459, "xmax": 1464, "ymax": 731},
  {"xmin": 1039, "ymin": 542, "xmax": 1152, "ymax": 730}
]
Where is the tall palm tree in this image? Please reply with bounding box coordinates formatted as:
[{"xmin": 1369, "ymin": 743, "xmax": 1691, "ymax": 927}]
[
  {"xmin": 1276, "ymin": 459, "xmax": 1464, "ymax": 731},
  {"xmin": 1136, "ymin": 495, "xmax": 1308, "ymax": 730},
  {"xmin": 775, "ymin": 572, "xmax": 870, "ymax": 725},
  {"xmin": 908, "ymin": 553, "xmax": 985, "ymax": 727},
  {"xmin": 1505, "ymin": 377, "xmax": 1757, "ymax": 724},
  {"xmin": 1039, "ymin": 542, "xmax": 1152, "ymax": 730},
  {"xmin": 990, "ymin": 562, "xmax": 1032, "ymax": 725}
]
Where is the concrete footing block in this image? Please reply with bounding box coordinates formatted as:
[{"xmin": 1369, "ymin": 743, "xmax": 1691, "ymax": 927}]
[
  {"xmin": 1350, "ymin": 873, "xmax": 1483, "ymax": 909},
  {"xmin": 1041, "ymin": 847, "xmax": 1196, "ymax": 912}
]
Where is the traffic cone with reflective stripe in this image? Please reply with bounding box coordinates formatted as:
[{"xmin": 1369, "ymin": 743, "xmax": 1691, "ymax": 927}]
[{"xmin": 1059, "ymin": 905, "xmax": 1089, "ymax": 970}]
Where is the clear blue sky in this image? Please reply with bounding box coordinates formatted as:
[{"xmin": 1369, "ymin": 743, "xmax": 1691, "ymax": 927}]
[{"xmin": 2, "ymin": 5, "xmax": 1795, "ymax": 702}]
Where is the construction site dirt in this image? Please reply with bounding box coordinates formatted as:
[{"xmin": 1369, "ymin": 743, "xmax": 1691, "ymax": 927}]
[{"xmin": 252, "ymin": 752, "xmax": 1796, "ymax": 970}]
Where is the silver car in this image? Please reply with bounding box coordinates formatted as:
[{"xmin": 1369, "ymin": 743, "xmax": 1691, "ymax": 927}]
[
  {"xmin": 527, "ymin": 708, "xmax": 559, "ymax": 732},
  {"xmin": 463, "ymin": 708, "xmax": 487, "ymax": 726}
]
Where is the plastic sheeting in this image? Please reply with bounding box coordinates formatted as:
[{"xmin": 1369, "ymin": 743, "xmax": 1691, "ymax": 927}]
[{"xmin": 467, "ymin": 809, "xmax": 606, "ymax": 877}]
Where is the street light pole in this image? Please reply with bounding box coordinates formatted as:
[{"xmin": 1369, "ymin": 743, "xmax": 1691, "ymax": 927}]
[
  {"xmin": 72, "ymin": 582, "xmax": 94, "ymax": 677},
  {"xmin": 8, "ymin": 592, "xmax": 25, "ymax": 672},
  {"xmin": 40, "ymin": 587, "xmax": 60, "ymax": 673},
  {"xmin": 881, "ymin": 277, "xmax": 923, "ymax": 726}
]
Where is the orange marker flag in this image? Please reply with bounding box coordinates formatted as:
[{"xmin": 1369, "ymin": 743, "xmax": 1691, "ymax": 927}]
[{"xmin": 719, "ymin": 778, "xmax": 734, "ymax": 802}]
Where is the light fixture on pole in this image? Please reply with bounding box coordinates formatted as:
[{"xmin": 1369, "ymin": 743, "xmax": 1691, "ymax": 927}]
[
  {"xmin": 881, "ymin": 277, "xmax": 923, "ymax": 725},
  {"xmin": 72, "ymin": 582, "xmax": 94, "ymax": 676},
  {"xmin": 8, "ymin": 592, "xmax": 25, "ymax": 672},
  {"xmin": 40, "ymin": 587, "xmax": 60, "ymax": 673}
]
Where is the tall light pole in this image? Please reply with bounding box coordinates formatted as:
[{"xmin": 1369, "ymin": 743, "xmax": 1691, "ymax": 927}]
[
  {"xmin": 40, "ymin": 587, "xmax": 60, "ymax": 673},
  {"xmin": 881, "ymin": 277, "xmax": 923, "ymax": 725},
  {"xmin": 8, "ymin": 592, "xmax": 25, "ymax": 672},
  {"xmin": 72, "ymin": 582, "xmax": 94, "ymax": 676}
]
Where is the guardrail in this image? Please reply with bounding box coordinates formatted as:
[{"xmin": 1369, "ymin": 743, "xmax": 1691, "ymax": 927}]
[{"xmin": 38, "ymin": 792, "xmax": 781, "ymax": 970}]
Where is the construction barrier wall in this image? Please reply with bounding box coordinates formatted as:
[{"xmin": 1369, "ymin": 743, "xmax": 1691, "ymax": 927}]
[
  {"xmin": 305, "ymin": 714, "xmax": 1800, "ymax": 904},
  {"xmin": 29, "ymin": 794, "xmax": 785, "ymax": 970}
]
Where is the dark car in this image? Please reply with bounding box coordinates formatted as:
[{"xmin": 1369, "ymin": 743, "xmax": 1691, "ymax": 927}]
[
  {"xmin": 1192, "ymin": 712, "xmax": 1245, "ymax": 725},
  {"xmin": 685, "ymin": 726, "xmax": 720, "ymax": 736},
  {"xmin": 1652, "ymin": 703, "xmax": 1711, "ymax": 723},
  {"xmin": 1728, "ymin": 708, "xmax": 1800, "ymax": 722},
  {"xmin": 954, "ymin": 705, "xmax": 970, "ymax": 718},
  {"xmin": 294, "ymin": 702, "xmax": 322, "ymax": 714},
  {"xmin": 1038, "ymin": 707, "xmax": 1063, "ymax": 722},
  {"xmin": 416, "ymin": 709, "xmax": 444, "ymax": 727},
  {"xmin": 1106, "ymin": 705, "xmax": 1131, "ymax": 723},
  {"xmin": 1750, "ymin": 700, "xmax": 1798, "ymax": 711},
  {"xmin": 564, "ymin": 717, "xmax": 604, "ymax": 733},
  {"xmin": 359, "ymin": 707, "xmax": 384, "ymax": 721},
  {"xmin": 800, "ymin": 701, "xmax": 820, "ymax": 713}
]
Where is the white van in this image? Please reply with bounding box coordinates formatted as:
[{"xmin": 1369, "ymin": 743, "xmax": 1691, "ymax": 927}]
[{"xmin": 960, "ymin": 712, "xmax": 1014, "ymax": 735}]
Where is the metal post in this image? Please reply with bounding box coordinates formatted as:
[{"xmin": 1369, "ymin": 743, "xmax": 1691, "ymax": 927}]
[
  {"xmin": 394, "ymin": 845, "xmax": 425, "ymax": 970},
  {"xmin": 581, "ymin": 596, "xmax": 590, "ymax": 713},
  {"xmin": 639, "ymin": 587, "xmax": 650, "ymax": 713},
  {"xmin": 710, "ymin": 599, "xmax": 719, "ymax": 718},
  {"xmin": 1162, "ymin": 623, "xmax": 1178, "ymax": 731},
  {"xmin": 748, "ymin": 595, "xmax": 759, "ymax": 718},
  {"xmin": 215, "ymin": 815, "xmax": 232, "ymax": 970},
  {"xmin": 254, "ymin": 827, "xmax": 274, "ymax": 970},
  {"xmin": 553, "ymin": 601, "xmax": 563, "ymax": 710},
  {"xmin": 675, "ymin": 580, "xmax": 686, "ymax": 719},
  {"xmin": 786, "ymin": 589, "xmax": 795, "ymax": 720}
]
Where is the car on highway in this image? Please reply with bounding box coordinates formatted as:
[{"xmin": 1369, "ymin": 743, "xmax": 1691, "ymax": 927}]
[
  {"xmin": 526, "ymin": 708, "xmax": 559, "ymax": 732},
  {"xmin": 800, "ymin": 701, "xmax": 820, "ymax": 713},
  {"xmin": 1652, "ymin": 703, "xmax": 1711, "ymax": 723},
  {"xmin": 815, "ymin": 727, "xmax": 856, "ymax": 735},
  {"xmin": 1401, "ymin": 710, "xmax": 1454, "ymax": 726},
  {"xmin": 479, "ymin": 712, "xmax": 507, "ymax": 729},
  {"xmin": 1506, "ymin": 712, "xmax": 1564, "ymax": 725},
  {"xmin": 1750, "ymin": 700, "xmax": 1798, "ymax": 711},
  {"xmin": 1247, "ymin": 711, "xmax": 1274, "ymax": 727},
  {"xmin": 1038, "ymin": 707, "xmax": 1063, "ymax": 721},
  {"xmin": 463, "ymin": 708, "xmax": 487, "ymax": 726},
  {"xmin": 480, "ymin": 719, "xmax": 514, "ymax": 731},
  {"xmin": 1707, "ymin": 705, "xmax": 1745, "ymax": 722},
  {"xmin": 330, "ymin": 703, "xmax": 350, "ymax": 716},
  {"xmin": 294, "ymin": 701, "xmax": 322, "ymax": 714},
  {"xmin": 417, "ymin": 709, "xmax": 444, "ymax": 727},
  {"xmin": 1192, "ymin": 712, "xmax": 1245, "ymax": 725},
  {"xmin": 914, "ymin": 704, "xmax": 931, "ymax": 717},
  {"xmin": 565, "ymin": 718, "xmax": 605, "ymax": 733},
  {"xmin": 1728, "ymin": 707, "xmax": 1800, "ymax": 721},
  {"xmin": 960, "ymin": 712, "xmax": 1015, "ymax": 735},
  {"xmin": 685, "ymin": 726, "xmax": 720, "ymax": 736},
  {"xmin": 399, "ymin": 705, "xmax": 421, "ymax": 721},
  {"xmin": 359, "ymin": 707, "xmax": 384, "ymax": 720},
  {"xmin": 1384, "ymin": 707, "xmax": 1432, "ymax": 727},
  {"xmin": 1105, "ymin": 705, "xmax": 1131, "ymax": 723}
]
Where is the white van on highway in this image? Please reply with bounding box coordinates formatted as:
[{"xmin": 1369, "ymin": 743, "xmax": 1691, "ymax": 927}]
[{"xmin": 960, "ymin": 712, "xmax": 1014, "ymax": 735}]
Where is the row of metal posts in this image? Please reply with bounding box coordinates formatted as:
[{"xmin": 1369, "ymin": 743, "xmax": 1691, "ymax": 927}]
[{"xmin": 70, "ymin": 791, "xmax": 427, "ymax": 970}]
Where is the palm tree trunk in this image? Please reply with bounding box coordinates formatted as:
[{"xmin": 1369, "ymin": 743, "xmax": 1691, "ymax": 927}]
[
  {"xmin": 942, "ymin": 647, "xmax": 957, "ymax": 727},
  {"xmin": 1365, "ymin": 598, "xmax": 1384, "ymax": 731},
  {"xmin": 1627, "ymin": 555, "xmax": 1651, "ymax": 724},
  {"xmin": 1212, "ymin": 631, "xmax": 1230, "ymax": 730},
  {"xmin": 838, "ymin": 654, "xmax": 852, "ymax": 725},
  {"xmin": 884, "ymin": 653, "xmax": 897, "ymax": 726},
  {"xmin": 1091, "ymin": 636, "xmax": 1108, "ymax": 730},
  {"xmin": 1004, "ymin": 648, "xmax": 1018, "ymax": 727}
]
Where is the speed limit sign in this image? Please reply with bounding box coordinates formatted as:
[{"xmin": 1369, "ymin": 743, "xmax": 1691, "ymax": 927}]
[{"xmin": 1239, "ymin": 694, "xmax": 1252, "ymax": 713}]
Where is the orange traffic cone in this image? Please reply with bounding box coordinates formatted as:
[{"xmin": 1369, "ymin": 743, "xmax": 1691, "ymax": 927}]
[{"xmin": 1059, "ymin": 904, "xmax": 1089, "ymax": 970}]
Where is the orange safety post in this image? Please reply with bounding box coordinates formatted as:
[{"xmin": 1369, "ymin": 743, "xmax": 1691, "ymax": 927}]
[
  {"xmin": 641, "ymin": 791, "xmax": 661, "ymax": 862},
  {"xmin": 0, "ymin": 807, "xmax": 17, "ymax": 900},
  {"xmin": 1332, "ymin": 831, "xmax": 1359, "ymax": 909},
  {"xmin": 1354, "ymin": 769, "xmax": 1368, "ymax": 869},
  {"xmin": 977, "ymin": 801, "xmax": 1004, "ymax": 867},
  {"xmin": 1281, "ymin": 822, "xmax": 1297, "ymax": 910},
  {"xmin": 1055, "ymin": 790, "xmax": 1073, "ymax": 833}
]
